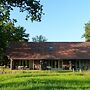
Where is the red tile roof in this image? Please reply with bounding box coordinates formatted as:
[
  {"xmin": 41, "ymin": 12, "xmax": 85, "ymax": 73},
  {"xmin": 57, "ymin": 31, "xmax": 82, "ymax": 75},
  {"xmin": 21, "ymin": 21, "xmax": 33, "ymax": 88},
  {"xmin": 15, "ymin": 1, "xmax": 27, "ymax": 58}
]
[{"xmin": 6, "ymin": 42, "xmax": 90, "ymax": 60}]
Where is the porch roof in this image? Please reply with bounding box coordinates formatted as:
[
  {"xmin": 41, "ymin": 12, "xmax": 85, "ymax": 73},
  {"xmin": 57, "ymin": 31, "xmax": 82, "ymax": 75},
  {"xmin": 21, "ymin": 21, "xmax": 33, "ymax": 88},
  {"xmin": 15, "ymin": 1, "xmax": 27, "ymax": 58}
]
[{"xmin": 6, "ymin": 42, "xmax": 90, "ymax": 60}]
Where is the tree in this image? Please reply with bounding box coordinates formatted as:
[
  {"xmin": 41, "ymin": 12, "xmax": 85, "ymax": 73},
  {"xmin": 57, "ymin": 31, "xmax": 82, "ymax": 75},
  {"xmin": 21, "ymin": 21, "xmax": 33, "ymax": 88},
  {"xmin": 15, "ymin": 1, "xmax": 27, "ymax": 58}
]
[
  {"xmin": 0, "ymin": 20, "xmax": 29, "ymax": 65},
  {"xmin": 0, "ymin": 0, "xmax": 43, "ymax": 22},
  {"xmin": 83, "ymin": 21, "xmax": 90, "ymax": 41},
  {"xmin": 32, "ymin": 35, "xmax": 47, "ymax": 42},
  {"xmin": 0, "ymin": 0, "xmax": 43, "ymax": 65}
]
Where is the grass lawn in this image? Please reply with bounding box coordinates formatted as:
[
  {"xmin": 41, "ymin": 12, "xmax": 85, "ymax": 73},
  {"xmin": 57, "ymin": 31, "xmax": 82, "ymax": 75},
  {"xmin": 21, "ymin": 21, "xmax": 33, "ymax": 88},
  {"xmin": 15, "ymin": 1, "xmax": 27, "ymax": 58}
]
[{"xmin": 0, "ymin": 70, "xmax": 90, "ymax": 90}]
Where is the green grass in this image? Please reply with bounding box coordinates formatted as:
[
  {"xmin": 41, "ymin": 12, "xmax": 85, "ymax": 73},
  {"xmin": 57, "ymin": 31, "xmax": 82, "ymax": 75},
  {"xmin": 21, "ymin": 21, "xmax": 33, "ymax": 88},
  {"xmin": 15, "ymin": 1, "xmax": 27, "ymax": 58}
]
[{"xmin": 0, "ymin": 69, "xmax": 90, "ymax": 90}]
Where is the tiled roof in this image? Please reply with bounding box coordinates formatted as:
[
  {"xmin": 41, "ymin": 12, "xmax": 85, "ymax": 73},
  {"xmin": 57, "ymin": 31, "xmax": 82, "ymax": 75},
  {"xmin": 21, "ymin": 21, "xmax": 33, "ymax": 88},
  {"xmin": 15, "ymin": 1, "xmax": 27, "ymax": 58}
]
[{"xmin": 6, "ymin": 42, "xmax": 90, "ymax": 60}]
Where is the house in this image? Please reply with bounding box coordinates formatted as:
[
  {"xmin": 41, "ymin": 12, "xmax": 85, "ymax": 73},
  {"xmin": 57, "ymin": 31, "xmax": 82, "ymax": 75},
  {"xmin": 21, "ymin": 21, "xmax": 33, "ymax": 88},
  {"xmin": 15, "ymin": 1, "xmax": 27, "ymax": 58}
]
[{"xmin": 6, "ymin": 42, "xmax": 90, "ymax": 70}]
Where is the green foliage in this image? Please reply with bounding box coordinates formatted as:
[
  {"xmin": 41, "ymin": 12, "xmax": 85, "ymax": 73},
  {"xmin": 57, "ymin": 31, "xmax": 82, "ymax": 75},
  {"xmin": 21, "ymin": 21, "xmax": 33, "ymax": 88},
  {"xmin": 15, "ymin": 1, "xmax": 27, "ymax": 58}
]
[
  {"xmin": 32, "ymin": 35, "xmax": 47, "ymax": 42},
  {"xmin": 7, "ymin": 26, "xmax": 29, "ymax": 42},
  {"xmin": 0, "ymin": 0, "xmax": 43, "ymax": 64},
  {"xmin": 83, "ymin": 21, "xmax": 90, "ymax": 41},
  {"xmin": 0, "ymin": 0, "xmax": 43, "ymax": 63},
  {"xmin": 0, "ymin": 70, "xmax": 90, "ymax": 90},
  {"xmin": 0, "ymin": 0, "xmax": 43, "ymax": 22},
  {"xmin": 0, "ymin": 5, "xmax": 29, "ymax": 62},
  {"xmin": 0, "ymin": 19, "xmax": 29, "ymax": 64}
]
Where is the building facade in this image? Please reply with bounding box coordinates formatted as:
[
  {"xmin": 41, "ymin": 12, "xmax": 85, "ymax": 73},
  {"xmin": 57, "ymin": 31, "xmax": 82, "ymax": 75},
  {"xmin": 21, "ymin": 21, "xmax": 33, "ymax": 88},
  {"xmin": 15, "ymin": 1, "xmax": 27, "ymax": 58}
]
[{"xmin": 6, "ymin": 42, "xmax": 90, "ymax": 70}]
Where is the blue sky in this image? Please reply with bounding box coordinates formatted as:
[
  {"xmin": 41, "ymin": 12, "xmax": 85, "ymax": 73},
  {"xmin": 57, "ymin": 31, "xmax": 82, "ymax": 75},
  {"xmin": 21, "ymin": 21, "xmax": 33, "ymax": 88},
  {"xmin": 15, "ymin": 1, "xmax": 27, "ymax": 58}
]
[{"xmin": 10, "ymin": 0, "xmax": 90, "ymax": 42}]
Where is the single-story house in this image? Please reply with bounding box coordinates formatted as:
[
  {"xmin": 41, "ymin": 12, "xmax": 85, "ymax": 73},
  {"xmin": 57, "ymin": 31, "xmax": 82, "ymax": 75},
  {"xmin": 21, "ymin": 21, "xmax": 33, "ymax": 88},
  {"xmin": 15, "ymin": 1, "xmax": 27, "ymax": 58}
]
[{"xmin": 6, "ymin": 42, "xmax": 90, "ymax": 70}]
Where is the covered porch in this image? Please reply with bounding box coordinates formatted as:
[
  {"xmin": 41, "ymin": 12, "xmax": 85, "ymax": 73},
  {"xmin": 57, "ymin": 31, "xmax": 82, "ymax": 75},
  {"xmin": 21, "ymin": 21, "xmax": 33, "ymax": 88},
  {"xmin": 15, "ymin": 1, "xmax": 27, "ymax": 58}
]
[{"xmin": 10, "ymin": 59, "xmax": 90, "ymax": 70}]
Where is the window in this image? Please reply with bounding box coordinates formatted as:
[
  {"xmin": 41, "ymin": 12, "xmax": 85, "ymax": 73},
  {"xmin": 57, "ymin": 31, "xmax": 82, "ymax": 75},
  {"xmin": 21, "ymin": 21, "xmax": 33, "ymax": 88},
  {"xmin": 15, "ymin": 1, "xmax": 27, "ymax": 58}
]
[{"xmin": 48, "ymin": 46, "xmax": 54, "ymax": 51}]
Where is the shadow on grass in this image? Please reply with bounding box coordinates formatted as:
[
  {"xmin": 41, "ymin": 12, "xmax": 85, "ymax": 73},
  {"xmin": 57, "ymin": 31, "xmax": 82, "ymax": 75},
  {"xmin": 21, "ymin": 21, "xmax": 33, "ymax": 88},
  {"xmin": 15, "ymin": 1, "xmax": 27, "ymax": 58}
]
[{"xmin": 0, "ymin": 78, "xmax": 90, "ymax": 90}]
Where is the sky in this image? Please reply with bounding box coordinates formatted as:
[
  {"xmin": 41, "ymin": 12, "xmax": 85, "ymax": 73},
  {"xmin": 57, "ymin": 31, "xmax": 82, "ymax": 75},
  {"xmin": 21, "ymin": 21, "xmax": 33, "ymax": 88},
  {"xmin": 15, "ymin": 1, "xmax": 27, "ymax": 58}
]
[{"xmin": 10, "ymin": 0, "xmax": 90, "ymax": 42}]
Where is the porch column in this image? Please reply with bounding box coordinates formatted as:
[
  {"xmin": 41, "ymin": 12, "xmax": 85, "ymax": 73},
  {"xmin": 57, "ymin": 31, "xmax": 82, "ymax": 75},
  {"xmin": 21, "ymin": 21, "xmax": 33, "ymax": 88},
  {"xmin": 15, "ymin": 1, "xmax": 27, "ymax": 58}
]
[
  {"xmin": 79, "ymin": 60, "xmax": 81, "ymax": 69},
  {"xmin": 58, "ymin": 60, "xmax": 60, "ymax": 69},
  {"xmin": 40, "ymin": 60, "xmax": 42, "ymax": 70},
  {"xmin": 69, "ymin": 61, "xmax": 72, "ymax": 70},
  {"xmin": 55, "ymin": 61, "xmax": 56, "ymax": 68},
  {"xmin": 33, "ymin": 60, "xmax": 34, "ymax": 70},
  {"xmin": 29, "ymin": 60, "xmax": 31, "ymax": 69},
  {"xmin": 62, "ymin": 60, "xmax": 63, "ymax": 69},
  {"xmin": 10, "ymin": 58, "xmax": 13, "ymax": 70}
]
